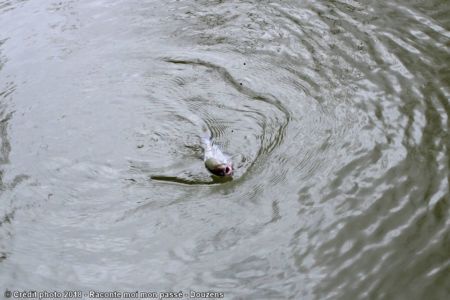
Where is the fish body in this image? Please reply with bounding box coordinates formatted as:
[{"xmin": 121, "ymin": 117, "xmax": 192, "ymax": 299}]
[{"xmin": 202, "ymin": 136, "xmax": 233, "ymax": 177}]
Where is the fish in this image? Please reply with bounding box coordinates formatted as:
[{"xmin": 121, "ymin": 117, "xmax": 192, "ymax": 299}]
[{"xmin": 201, "ymin": 135, "xmax": 233, "ymax": 177}]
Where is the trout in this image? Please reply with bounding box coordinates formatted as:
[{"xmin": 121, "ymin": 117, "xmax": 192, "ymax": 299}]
[{"xmin": 201, "ymin": 135, "xmax": 233, "ymax": 177}]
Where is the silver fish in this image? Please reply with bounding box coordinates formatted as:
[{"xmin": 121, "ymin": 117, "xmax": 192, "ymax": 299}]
[{"xmin": 202, "ymin": 136, "xmax": 233, "ymax": 177}]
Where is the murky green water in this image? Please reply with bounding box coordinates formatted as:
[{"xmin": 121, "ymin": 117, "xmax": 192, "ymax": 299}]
[{"xmin": 0, "ymin": 0, "xmax": 449, "ymax": 299}]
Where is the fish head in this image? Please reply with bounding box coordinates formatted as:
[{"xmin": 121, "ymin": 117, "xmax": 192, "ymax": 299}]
[
  {"xmin": 205, "ymin": 157, "xmax": 233, "ymax": 177},
  {"xmin": 214, "ymin": 163, "xmax": 233, "ymax": 177}
]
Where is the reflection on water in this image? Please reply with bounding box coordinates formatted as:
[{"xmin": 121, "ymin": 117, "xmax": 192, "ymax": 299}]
[{"xmin": 0, "ymin": 0, "xmax": 448, "ymax": 299}]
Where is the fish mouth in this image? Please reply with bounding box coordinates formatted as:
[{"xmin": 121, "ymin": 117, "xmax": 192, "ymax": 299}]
[{"xmin": 225, "ymin": 166, "xmax": 233, "ymax": 176}]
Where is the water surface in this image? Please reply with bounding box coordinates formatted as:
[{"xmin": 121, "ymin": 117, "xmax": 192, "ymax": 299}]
[{"xmin": 0, "ymin": 0, "xmax": 449, "ymax": 299}]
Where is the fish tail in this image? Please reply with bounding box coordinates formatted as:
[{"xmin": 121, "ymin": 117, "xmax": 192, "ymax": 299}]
[
  {"xmin": 201, "ymin": 137, "xmax": 212, "ymax": 151},
  {"xmin": 201, "ymin": 125, "xmax": 211, "ymax": 145}
]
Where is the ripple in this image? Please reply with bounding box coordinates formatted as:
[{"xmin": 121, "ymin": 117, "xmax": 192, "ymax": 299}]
[
  {"xmin": 156, "ymin": 56, "xmax": 292, "ymax": 184},
  {"xmin": 1, "ymin": 0, "xmax": 449, "ymax": 298}
]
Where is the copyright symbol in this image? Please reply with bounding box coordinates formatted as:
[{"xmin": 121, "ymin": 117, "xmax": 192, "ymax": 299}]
[{"xmin": 4, "ymin": 290, "xmax": 11, "ymax": 298}]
